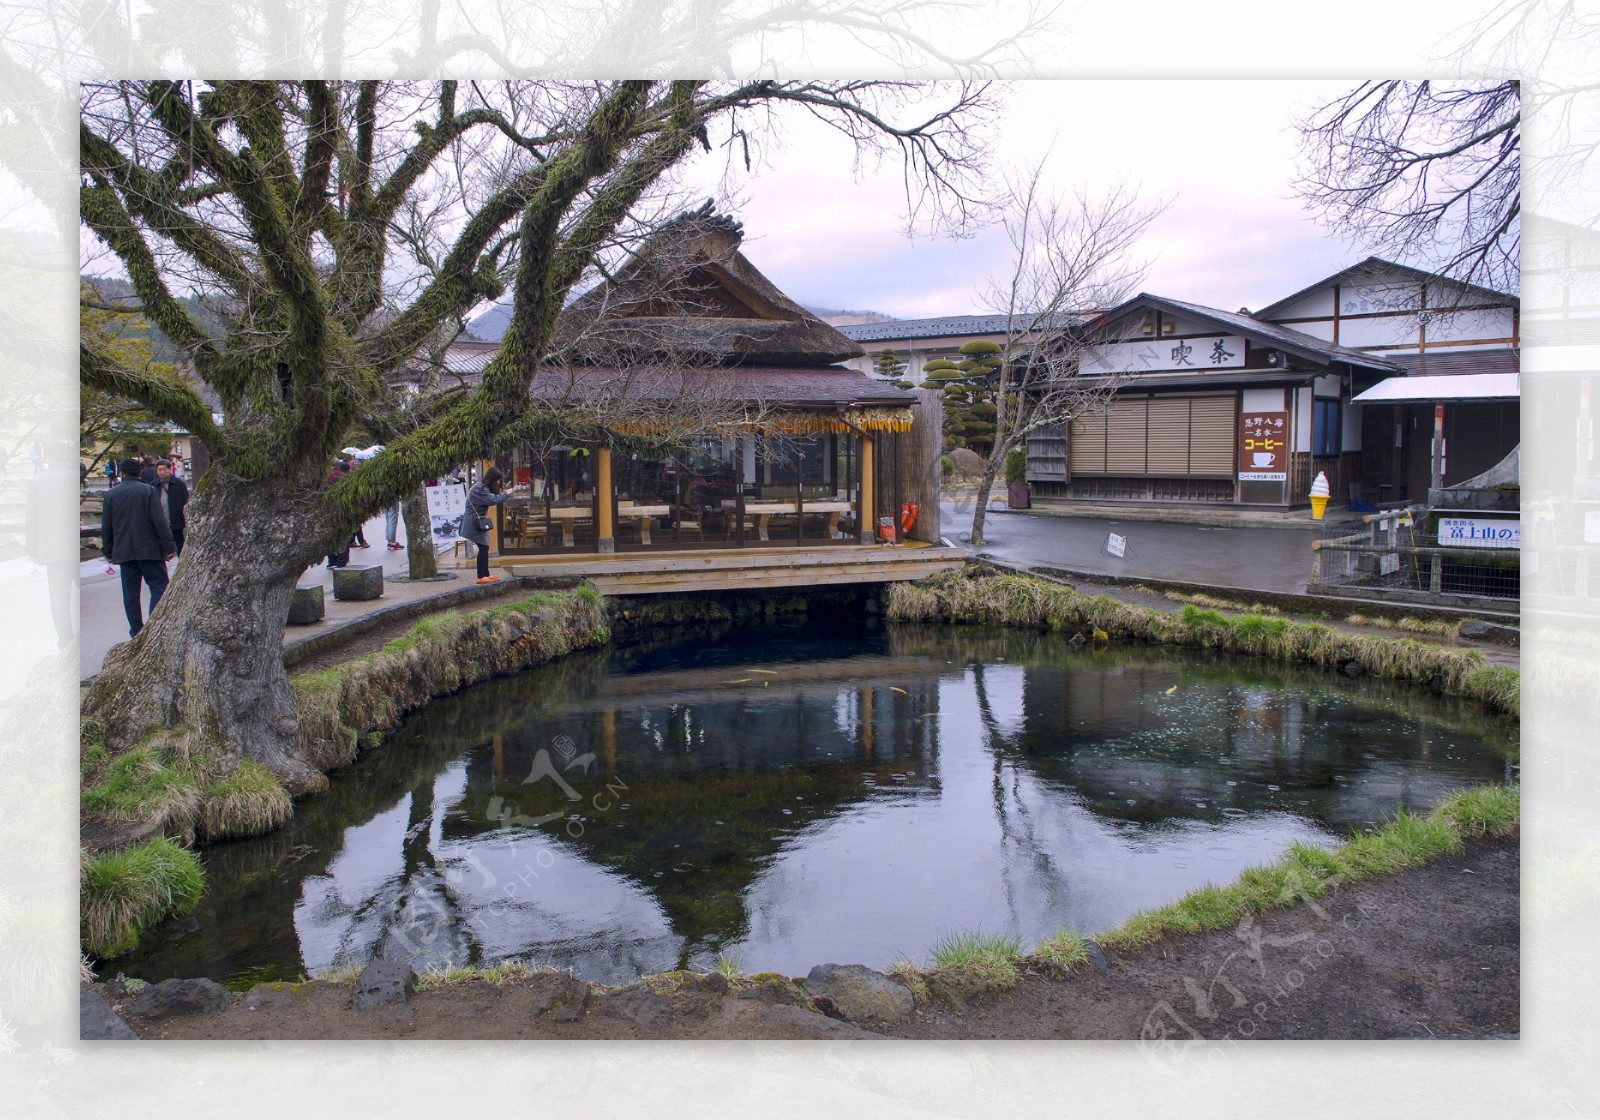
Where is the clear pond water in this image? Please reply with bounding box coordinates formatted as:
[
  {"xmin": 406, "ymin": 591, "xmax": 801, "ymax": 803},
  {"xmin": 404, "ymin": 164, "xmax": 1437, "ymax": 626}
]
[{"xmin": 118, "ymin": 622, "xmax": 1517, "ymax": 987}]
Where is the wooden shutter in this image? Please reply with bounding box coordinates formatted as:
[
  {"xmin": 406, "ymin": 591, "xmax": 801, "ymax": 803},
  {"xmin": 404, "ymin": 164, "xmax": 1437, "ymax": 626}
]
[
  {"xmin": 1069, "ymin": 410, "xmax": 1108, "ymax": 474},
  {"xmin": 1188, "ymin": 396, "xmax": 1236, "ymax": 476},
  {"xmin": 1145, "ymin": 398, "xmax": 1191, "ymax": 475},
  {"xmin": 1104, "ymin": 400, "xmax": 1148, "ymax": 473}
]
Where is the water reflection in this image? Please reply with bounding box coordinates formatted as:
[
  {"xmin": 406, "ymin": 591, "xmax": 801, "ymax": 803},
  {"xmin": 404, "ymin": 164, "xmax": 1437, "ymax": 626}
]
[{"xmin": 118, "ymin": 624, "xmax": 1515, "ymax": 986}]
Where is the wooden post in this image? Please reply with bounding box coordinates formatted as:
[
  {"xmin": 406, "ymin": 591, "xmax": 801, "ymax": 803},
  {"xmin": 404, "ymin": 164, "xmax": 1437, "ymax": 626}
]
[
  {"xmin": 1430, "ymin": 404, "xmax": 1446, "ymax": 493},
  {"xmin": 596, "ymin": 446, "xmax": 615, "ymax": 553},
  {"xmin": 859, "ymin": 433, "xmax": 875, "ymax": 543}
]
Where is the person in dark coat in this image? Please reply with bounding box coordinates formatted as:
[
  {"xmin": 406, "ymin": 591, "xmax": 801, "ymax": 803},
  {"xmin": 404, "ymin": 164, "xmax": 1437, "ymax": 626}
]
[
  {"xmin": 152, "ymin": 458, "xmax": 190, "ymax": 556},
  {"xmin": 102, "ymin": 458, "xmax": 176, "ymax": 638},
  {"xmin": 464, "ymin": 467, "xmax": 508, "ymax": 583}
]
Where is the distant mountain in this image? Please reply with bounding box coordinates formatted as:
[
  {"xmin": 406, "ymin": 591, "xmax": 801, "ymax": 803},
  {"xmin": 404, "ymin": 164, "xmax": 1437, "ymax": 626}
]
[
  {"xmin": 804, "ymin": 306, "xmax": 898, "ymax": 327},
  {"xmin": 82, "ymin": 275, "xmax": 231, "ymax": 365}
]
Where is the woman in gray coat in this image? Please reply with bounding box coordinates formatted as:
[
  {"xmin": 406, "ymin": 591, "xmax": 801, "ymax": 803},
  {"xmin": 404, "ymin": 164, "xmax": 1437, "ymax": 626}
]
[{"xmin": 465, "ymin": 467, "xmax": 509, "ymax": 583}]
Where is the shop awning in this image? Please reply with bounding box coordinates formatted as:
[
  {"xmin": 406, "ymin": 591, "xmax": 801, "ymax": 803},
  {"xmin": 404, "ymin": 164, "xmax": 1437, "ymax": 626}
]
[{"xmin": 1351, "ymin": 372, "xmax": 1519, "ymax": 404}]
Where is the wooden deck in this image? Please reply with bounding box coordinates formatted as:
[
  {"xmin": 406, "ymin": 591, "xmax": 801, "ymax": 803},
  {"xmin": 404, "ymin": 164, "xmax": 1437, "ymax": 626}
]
[{"xmin": 495, "ymin": 541, "xmax": 966, "ymax": 595}]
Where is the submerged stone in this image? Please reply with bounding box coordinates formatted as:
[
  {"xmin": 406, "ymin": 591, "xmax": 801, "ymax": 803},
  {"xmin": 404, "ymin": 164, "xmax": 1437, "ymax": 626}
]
[{"xmin": 245, "ymin": 981, "xmax": 319, "ymax": 1011}]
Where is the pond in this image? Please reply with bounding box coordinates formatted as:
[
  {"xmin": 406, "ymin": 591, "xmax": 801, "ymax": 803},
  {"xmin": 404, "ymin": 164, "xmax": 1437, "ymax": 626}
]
[{"xmin": 118, "ymin": 621, "xmax": 1518, "ymax": 987}]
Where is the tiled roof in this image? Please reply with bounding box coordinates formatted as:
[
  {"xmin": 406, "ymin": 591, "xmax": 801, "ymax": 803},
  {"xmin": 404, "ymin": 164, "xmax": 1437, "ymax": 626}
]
[
  {"xmin": 837, "ymin": 314, "xmax": 1023, "ymax": 342},
  {"xmin": 1381, "ymin": 349, "xmax": 1520, "ymax": 377},
  {"xmin": 1252, "ymin": 256, "xmax": 1518, "ymax": 321}
]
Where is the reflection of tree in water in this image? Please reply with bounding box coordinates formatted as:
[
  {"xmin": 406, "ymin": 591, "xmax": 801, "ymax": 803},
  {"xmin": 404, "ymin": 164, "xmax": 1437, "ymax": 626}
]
[{"xmin": 442, "ymin": 652, "xmax": 943, "ymax": 965}]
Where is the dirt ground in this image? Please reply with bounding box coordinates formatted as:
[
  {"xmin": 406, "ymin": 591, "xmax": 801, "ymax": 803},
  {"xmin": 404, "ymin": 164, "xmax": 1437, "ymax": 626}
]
[{"xmin": 105, "ymin": 836, "xmax": 1517, "ymax": 1041}]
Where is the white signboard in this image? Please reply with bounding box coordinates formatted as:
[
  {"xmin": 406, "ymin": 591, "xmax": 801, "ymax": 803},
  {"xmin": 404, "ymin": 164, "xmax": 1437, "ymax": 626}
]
[
  {"xmin": 425, "ymin": 481, "xmax": 470, "ymax": 544},
  {"xmin": 1437, "ymin": 516, "xmax": 1519, "ymax": 549},
  {"xmin": 1081, "ymin": 334, "xmax": 1247, "ymax": 376},
  {"xmin": 1105, "ymin": 532, "xmax": 1127, "ymax": 559}
]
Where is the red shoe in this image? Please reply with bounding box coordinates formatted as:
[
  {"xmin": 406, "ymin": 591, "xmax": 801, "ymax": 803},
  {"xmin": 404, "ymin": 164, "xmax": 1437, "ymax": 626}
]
[
  {"xmin": 387, "ymin": 541, "xmax": 404, "ymax": 551},
  {"xmin": 476, "ymin": 575, "xmax": 501, "ymax": 584}
]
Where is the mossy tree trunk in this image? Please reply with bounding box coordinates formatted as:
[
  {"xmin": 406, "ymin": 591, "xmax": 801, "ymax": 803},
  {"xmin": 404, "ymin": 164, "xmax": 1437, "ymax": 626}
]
[
  {"xmin": 402, "ymin": 487, "xmax": 438, "ymax": 579},
  {"xmin": 86, "ymin": 470, "xmax": 343, "ymax": 793}
]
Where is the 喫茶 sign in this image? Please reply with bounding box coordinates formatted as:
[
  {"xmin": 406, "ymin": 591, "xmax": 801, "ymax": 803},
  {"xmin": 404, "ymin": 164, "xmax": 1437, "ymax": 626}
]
[{"xmin": 1238, "ymin": 412, "xmax": 1288, "ymax": 481}]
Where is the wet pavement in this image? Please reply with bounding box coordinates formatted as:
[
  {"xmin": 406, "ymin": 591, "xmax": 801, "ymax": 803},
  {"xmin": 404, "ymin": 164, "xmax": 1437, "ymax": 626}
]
[{"xmin": 941, "ymin": 497, "xmax": 1327, "ymax": 595}]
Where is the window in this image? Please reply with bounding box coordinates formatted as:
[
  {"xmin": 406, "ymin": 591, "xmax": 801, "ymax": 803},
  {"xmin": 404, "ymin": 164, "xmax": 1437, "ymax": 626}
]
[{"xmin": 1311, "ymin": 398, "xmax": 1342, "ymax": 457}]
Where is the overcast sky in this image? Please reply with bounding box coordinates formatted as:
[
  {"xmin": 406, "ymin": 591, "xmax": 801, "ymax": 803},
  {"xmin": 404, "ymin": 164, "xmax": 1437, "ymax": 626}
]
[{"xmin": 671, "ymin": 80, "xmax": 1366, "ymax": 321}]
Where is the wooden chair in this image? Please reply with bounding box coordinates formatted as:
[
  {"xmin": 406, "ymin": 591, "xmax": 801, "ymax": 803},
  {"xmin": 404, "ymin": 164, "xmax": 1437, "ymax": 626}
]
[{"xmin": 675, "ymin": 510, "xmax": 704, "ymax": 544}]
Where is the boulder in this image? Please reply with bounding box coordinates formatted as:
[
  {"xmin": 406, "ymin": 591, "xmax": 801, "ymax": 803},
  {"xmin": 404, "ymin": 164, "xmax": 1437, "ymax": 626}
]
[
  {"xmin": 803, "ymin": 963, "xmax": 915, "ymax": 1028},
  {"xmin": 599, "ymin": 984, "xmax": 673, "ymax": 1030},
  {"xmin": 287, "ymin": 584, "xmax": 325, "ymax": 625},
  {"xmin": 244, "ymin": 981, "xmax": 319, "ymax": 1012},
  {"xmin": 332, "ymin": 564, "xmax": 384, "ymax": 601},
  {"xmin": 125, "ymin": 977, "xmax": 232, "ymax": 1019},
  {"xmin": 352, "ymin": 958, "xmax": 414, "ymax": 1010},
  {"xmin": 80, "ymin": 989, "xmax": 138, "ymax": 1039}
]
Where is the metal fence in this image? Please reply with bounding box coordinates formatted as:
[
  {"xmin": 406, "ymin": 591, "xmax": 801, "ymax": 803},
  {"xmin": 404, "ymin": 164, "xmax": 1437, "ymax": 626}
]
[{"xmin": 1312, "ymin": 505, "xmax": 1520, "ymax": 604}]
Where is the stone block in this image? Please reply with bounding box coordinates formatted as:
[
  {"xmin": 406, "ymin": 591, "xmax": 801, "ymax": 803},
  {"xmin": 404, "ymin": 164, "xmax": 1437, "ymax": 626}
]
[
  {"xmin": 332, "ymin": 564, "xmax": 384, "ymax": 601},
  {"xmin": 352, "ymin": 958, "xmax": 413, "ymax": 1010},
  {"xmin": 287, "ymin": 584, "xmax": 325, "ymax": 624}
]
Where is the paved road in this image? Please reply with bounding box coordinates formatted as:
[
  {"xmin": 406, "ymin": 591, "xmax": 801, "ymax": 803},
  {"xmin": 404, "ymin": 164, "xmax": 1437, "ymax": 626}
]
[
  {"xmin": 77, "ymin": 510, "xmax": 426, "ymax": 684},
  {"xmin": 939, "ymin": 499, "xmax": 1324, "ymax": 595}
]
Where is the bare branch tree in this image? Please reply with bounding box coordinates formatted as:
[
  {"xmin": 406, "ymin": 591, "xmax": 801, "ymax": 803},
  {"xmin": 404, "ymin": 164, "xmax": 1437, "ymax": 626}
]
[
  {"xmin": 1294, "ymin": 80, "xmax": 1521, "ymax": 297},
  {"xmin": 76, "ymin": 78, "xmax": 995, "ymax": 796},
  {"xmin": 967, "ymin": 168, "xmax": 1164, "ymax": 545}
]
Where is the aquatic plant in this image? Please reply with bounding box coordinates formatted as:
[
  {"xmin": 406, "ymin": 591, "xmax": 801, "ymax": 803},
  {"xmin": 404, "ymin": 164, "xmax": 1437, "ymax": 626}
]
[
  {"xmin": 928, "ymin": 929, "xmax": 1023, "ymax": 989},
  {"xmin": 198, "ymin": 761, "xmax": 293, "ymax": 840},
  {"xmin": 1030, "ymin": 926, "xmax": 1091, "ymax": 977}
]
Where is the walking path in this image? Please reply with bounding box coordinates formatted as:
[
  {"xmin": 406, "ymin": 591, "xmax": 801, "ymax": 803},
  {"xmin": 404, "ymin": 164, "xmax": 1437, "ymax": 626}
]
[{"xmin": 72, "ymin": 501, "xmax": 1519, "ymax": 686}]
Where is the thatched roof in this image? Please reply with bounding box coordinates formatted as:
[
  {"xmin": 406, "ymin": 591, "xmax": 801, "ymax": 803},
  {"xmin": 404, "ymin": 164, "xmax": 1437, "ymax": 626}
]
[{"xmin": 554, "ymin": 203, "xmax": 864, "ymax": 367}]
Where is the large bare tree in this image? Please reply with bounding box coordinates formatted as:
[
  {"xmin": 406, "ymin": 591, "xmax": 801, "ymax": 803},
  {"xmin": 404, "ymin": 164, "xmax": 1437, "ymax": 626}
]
[
  {"xmin": 79, "ymin": 79, "xmax": 992, "ymax": 793},
  {"xmin": 1294, "ymin": 80, "xmax": 1521, "ymax": 296},
  {"xmin": 966, "ymin": 171, "xmax": 1163, "ymax": 546}
]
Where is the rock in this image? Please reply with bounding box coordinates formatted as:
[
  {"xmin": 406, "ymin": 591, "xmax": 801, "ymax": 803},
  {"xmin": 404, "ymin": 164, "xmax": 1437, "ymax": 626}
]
[
  {"xmin": 803, "ymin": 963, "xmax": 915, "ymax": 1028},
  {"xmin": 1083, "ymin": 940, "xmax": 1109, "ymax": 970},
  {"xmin": 287, "ymin": 584, "xmax": 325, "ymax": 624},
  {"xmin": 125, "ymin": 977, "xmax": 232, "ymax": 1019},
  {"xmin": 1459, "ymin": 619, "xmax": 1519, "ymax": 646},
  {"xmin": 525, "ymin": 972, "xmax": 590, "ymax": 1022},
  {"xmin": 244, "ymin": 981, "xmax": 318, "ymax": 1012},
  {"xmin": 332, "ymin": 564, "xmax": 384, "ymax": 601},
  {"xmin": 600, "ymin": 984, "xmax": 673, "ymax": 1030},
  {"xmin": 696, "ymin": 971, "xmax": 730, "ymax": 996},
  {"xmin": 735, "ymin": 971, "xmax": 811, "ymax": 1008},
  {"xmin": 80, "ymin": 989, "xmax": 138, "ymax": 1039},
  {"xmin": 738, "ymin": 1001, "xmax": 885, "ymax": 1040},
  {"xmin": 1341, "ymin": 661, "xmax": 1364, "ymax": 678},
  {"xmin": 352, "ymin": 958, "xmax": 414, "ymax": 1010}
]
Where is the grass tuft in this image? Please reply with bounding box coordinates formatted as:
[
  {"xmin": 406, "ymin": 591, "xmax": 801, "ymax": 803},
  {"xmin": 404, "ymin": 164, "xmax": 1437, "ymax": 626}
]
[
  {"xmin": 929, "ymin": 929, "xmax": 1023, "ymax": 991},
  {"xmin": 80, "ymin": 743, "xmax": 202, "ymax": 834},
  {"xmin": 1030, "ymin": 926, "xmax": 1091, "ymax": 977},
  {"xmin": 198, "ymin": 760, "xmax": 293, "ymax": 840},
  {"xmin": 710, "ymin": 951, "xmax": 744, "ymax": 981},
  {"xmin": 1094, "ymin": 785, "xmax": 1517, "ymax": 954},
  {"xmin": 80, "ymin": 838, "xmax": 205, "ymax": 958}
]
